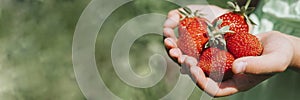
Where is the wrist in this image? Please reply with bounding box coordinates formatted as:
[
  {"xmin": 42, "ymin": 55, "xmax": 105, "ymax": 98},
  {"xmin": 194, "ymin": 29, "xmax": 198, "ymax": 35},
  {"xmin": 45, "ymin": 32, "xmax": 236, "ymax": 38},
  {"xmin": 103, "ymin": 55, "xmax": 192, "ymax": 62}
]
[{"xmin": 284, "ymin": 34, "xmax": 300, "ymax": 68}]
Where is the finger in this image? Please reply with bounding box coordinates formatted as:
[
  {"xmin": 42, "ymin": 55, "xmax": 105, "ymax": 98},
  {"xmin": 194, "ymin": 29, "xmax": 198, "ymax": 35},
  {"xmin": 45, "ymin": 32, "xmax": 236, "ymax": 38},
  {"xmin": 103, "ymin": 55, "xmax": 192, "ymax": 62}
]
[
  {"xmin": 190, "ymin": 66, "xmax": 238, "ymax": 97},
  {"xmin": 232, "ymin": 40, "xmax": 292, "ymax": 74},
  {"xmin": 164, "ymin": 10, "xmax": 180, "ymax": 29},
  {"xmin": 190, "ymin": 66, "xmax": 208, "ymax": 87},
  {"xmin": 232, "ymin": 50, "xmax": 291, "ymax": 74},
  {"xmin": 179, "ymin": 56, "xmax": 197, "ymax": 74},
  {"xmin": 232, "ymin": 55, "xmax": 288, "ymax": 74},
  {"xmin": 163, "ymin": 28, "xmax": 177, "ymax": 40},
  {"xmin": 167, "ymin": 9, "xmax": 180, "ymax": 19},
  {"xmin": 178, "ymin": 55, "xmax": 187, "ymax": 64},
  {"xmin": 179, "ymin": 55, "xmax": 188, "ymax": 74},
  {"xmin": 169, "ymin": 48, "xmax": 182, "ymax": 59},
  {"xmin": 180, "ymin": 55, "xmax": 198, "ymax": 74},
  {"xmin": 182, "ymin": 56, "xmax": 198, "ymax": 68},
  {"xmin": 190, "ymin": 66, "xmax": 220, "ymax": 97},
  {"xmin": 164, "ymin": 38, "xmax": 177, "ymax": 49},
  {"xmin": 233, "ymin": 33, "xmax": 293, "ymax": 74}
]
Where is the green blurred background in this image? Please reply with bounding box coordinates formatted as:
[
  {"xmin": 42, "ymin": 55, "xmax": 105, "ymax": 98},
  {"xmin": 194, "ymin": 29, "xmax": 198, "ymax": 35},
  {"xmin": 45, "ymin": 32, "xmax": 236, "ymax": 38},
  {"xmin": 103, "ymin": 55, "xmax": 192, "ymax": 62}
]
[
  {"xmin": 0, "ymin": 0, "xmax": 234, "ymax": 100},
  {"xmin": 0, "ymin": 0, "xmax": 88, "ymax": 99}
]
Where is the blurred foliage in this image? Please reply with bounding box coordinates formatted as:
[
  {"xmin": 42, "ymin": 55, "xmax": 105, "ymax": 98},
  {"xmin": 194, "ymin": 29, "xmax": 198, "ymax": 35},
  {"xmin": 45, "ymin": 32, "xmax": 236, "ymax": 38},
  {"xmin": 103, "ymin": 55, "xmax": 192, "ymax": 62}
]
[
  {"xmin": 0, "ymin": 0, "xmax": 89, "ymax": 99},
  {"xmin": 95, "ymin": 1, "xmax": 180, "ymax": 100},
  {"xmin": 0, "ymin": 0, "xmax": 234, "ymax": 100}
]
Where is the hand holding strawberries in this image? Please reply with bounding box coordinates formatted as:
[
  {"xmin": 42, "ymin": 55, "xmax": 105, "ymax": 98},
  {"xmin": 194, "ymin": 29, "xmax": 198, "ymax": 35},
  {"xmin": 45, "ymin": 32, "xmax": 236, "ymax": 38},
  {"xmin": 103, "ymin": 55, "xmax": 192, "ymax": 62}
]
[
  {"xmin": 163, "ymin": 3, "xmax": 300, "ymax": 97},
  {"xmin": 168, "ymin": 0, "xmax": 263, "ymax": 82}
]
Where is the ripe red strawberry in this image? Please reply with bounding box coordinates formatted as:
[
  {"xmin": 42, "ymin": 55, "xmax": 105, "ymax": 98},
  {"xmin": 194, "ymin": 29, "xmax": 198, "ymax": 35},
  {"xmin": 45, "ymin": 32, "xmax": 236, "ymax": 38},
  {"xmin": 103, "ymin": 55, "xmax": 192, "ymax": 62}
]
[
  {"xmin": 177, "ymin": 7, "xmax": 209, "ymax": 59},
  {"xmin": 215, "ymin": 12, "xmax": 249, "ymax": 34},
  {"xmin": 213, "ymin": 0, "xmax": 255, "ymax": 38},
  {"xmin": 192, "ymin": 20, "xmax": 236, "ymax": 81},
  {"xmin": 198, "ymin": 47, "xmax": 235, "ymax": 81},
  {"xmin": 226, "ymin": 32, "xmax": 263, "ymax": 58}
]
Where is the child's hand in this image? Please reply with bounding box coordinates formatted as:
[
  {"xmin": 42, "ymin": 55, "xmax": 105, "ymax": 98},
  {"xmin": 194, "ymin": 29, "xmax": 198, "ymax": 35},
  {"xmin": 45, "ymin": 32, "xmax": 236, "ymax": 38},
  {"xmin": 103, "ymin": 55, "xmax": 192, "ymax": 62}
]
[{"xmin": 164, "ymin": 5, "xmax": 296, "ymax": 97}]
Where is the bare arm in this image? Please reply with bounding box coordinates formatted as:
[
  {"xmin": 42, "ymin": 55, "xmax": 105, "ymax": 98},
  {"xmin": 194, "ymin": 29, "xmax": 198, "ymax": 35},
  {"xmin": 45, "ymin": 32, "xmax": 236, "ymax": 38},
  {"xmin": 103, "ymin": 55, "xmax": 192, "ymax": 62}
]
[{"xmin": 286, "ymin": 34, "xmax": 300, "ymax": 69}]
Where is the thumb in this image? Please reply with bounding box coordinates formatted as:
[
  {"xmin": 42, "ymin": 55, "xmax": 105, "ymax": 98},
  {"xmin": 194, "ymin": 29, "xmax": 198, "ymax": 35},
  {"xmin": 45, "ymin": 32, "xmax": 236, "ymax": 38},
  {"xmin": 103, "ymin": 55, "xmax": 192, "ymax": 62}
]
[{"xmin": 232, "ymin": 54, "xmax": 289, "ymax": 74}]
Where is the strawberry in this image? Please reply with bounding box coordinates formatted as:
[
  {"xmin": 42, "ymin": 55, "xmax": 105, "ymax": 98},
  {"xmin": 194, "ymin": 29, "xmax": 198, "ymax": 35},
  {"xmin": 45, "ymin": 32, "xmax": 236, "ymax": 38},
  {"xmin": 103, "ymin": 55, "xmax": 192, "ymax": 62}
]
[
  {"xmin": 213, "ymin": 0, "xmax": 255, "ymax": 38},
  {"xmin": 196, "ymin": 23, "xmax": 235, "ymax": 82},
  {"xmin": 177, "ymin": 7, "xmax": 209, "ymax": 59},
  {"xmin": 215, "ymin": 12, "xmax": 249, "ymax": 34},
  {"xmin": 198, "ymin": 47, "xmax": 235, "ymax": 81},
  {"xmin": 225, "ymin": 32, "xmax": 263, "ymax": 58}
]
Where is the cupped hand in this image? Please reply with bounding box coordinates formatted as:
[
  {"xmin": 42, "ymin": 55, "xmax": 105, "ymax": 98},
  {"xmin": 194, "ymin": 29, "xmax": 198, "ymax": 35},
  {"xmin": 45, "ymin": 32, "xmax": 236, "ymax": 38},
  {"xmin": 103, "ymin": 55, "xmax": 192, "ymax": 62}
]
[
  {"xmin": 164, "ymin": 5, "xmax": 294, "ymax": 97},
  {"xmin": 188, "ymin": 31, "xmax": 293, "ymax": 97}
]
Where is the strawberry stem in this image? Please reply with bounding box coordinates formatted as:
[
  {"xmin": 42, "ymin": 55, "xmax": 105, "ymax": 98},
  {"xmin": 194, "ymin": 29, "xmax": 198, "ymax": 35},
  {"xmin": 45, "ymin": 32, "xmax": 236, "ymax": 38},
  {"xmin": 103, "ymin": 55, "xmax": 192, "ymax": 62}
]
[
  {"xmin": 205, "ymin": 19, "xmax": 232, "ymax": 50},
  {"xmin": 245, "ymin": 0, "xmax": 251, "ymax": 10},
  {"xmin": 227, "ymin": 0, "xmax": 256, "ymax": 25}
]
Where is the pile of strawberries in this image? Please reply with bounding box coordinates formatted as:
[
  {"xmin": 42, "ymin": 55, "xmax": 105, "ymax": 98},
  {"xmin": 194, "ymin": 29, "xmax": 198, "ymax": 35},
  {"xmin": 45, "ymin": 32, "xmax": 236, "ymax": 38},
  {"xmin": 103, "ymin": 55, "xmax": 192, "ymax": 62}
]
[{"xmin": 177, "ymin": 0, "xmax": 263, "ymax": 81}]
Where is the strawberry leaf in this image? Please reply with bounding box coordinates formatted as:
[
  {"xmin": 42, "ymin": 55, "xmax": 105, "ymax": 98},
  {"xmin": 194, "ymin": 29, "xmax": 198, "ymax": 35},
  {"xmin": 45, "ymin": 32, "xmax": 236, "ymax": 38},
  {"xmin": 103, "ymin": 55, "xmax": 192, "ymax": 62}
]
[
  {"xmin": 207, "ymin": 27, "xmax": 215, "ymax": 40},
  {"xmin": 241, "ymin": 6, "xmax": 246, "ymax": 13},
  {"xmin": 244, "ymin": 0, "xmax": 252, "ymax": 9},
  {"xmin": 214, "ymin": 19, "xmax": 223, "ymax": 28},
  {"xmin": 244, "ymin": 14, "xmax": 257, "ymax": 25},
  {"xmin": 227, "ymin": 1, "xmax": 236, "ymax": 9},
  {"xmin": 219, "ymin": 26, "xmax": 231, "ymax": 33},
  {"xmin": 183, "ymin": 7, "xmax": 192, "ymax": 15},
  {"xmin": 245, "ymin": 7, "xmax": 255, "ymax": 14},
  {"xmin": 234, "ymin": 2, "xmax": 241, "ymax": 11},
  {"xmin": 194, "ymin": 10, "xmax": 205, "ymax": 17},
  {"xmin": 178, "ymin": 9, "xmax": 188, "ymax": 17}
]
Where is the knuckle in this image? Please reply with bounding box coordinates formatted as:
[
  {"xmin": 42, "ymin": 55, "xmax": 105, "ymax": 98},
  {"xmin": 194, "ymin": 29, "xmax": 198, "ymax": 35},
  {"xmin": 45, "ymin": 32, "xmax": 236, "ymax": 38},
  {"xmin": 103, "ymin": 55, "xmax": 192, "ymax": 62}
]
[{"xmin": 167, "ymin": 9, "xmax": 179, "ymax": 18}]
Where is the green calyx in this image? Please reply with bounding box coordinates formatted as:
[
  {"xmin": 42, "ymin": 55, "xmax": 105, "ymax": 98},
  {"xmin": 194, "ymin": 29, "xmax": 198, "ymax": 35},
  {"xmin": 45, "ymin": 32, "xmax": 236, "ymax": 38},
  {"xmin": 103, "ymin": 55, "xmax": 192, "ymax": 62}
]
[
  {"xmin": 205, "ymin": 20, "xmax": 233, "ymax": 50},
  {"xmin": 178, "ymin": 7, "xmax": 204, "ymax": 19},
  {"xmin": 227, "ymin": 0, "xmax": 256, "ymax": 25}
]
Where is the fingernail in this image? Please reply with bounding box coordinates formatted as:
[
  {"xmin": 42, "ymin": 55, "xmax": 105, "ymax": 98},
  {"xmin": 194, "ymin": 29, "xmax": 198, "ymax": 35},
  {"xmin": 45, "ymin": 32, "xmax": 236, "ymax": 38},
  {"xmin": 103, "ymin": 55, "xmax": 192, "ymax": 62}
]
[
  {"xmin": 169, "ymin": 49, "xmax": 178, "ymax": 57},
  {"xmin": 234, "ymin": 62, "xmax": 247, "ymax": 74},
  {"xmin": 167, "ymin": 38, "xmax": 176, "ymax": 47},
  {"xmin": 164, "ymin": 38, "xmax": 171, "ymax": 46},
  {"xmin": 170, "ymin": 48, "xmax": 182, "ymax": 58}
]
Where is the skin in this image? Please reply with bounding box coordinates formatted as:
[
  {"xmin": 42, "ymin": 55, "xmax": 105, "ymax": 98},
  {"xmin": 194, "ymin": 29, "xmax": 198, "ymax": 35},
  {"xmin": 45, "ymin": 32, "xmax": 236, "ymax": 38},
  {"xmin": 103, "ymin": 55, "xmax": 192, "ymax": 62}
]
[{"xmin": 163, "ymin": 5, "xmax": 300, "ymax": 97}]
